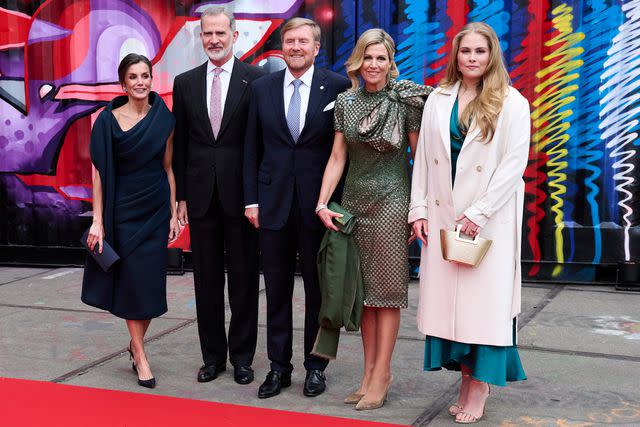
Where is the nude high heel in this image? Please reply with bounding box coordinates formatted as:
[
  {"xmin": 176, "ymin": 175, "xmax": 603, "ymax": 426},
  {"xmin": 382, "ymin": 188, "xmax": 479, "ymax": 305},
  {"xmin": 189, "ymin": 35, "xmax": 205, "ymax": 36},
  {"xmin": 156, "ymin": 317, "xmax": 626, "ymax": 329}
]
[
  {"xmin": 344, "ymin": 392, "xmax": 365, "ymax": 404},
  {"xmin": 449, "ymin": 374, "xmax": 471, "ymax": 416},
  {"xmin": 354, "ymin": 376, "xmax": 393, "ymax": 411},
  {"xmin": 455, "ymin": 382, "xmax": 490, "ymax": 424}
]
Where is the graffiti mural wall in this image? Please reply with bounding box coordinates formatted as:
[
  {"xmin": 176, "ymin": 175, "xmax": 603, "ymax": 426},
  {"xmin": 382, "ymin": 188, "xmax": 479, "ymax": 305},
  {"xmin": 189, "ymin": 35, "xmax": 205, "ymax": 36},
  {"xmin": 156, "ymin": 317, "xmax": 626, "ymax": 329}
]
[{"xmin": 1, "ymin": 0, "xmax": 639, "ymax": 281}]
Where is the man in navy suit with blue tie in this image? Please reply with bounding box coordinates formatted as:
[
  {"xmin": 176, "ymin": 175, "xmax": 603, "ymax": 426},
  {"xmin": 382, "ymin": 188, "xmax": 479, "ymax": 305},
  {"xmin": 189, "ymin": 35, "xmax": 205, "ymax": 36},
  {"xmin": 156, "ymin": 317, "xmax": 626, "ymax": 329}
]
[{"xmin": 244, "ymin": 17, "xmax": 350, "ymax": 399}]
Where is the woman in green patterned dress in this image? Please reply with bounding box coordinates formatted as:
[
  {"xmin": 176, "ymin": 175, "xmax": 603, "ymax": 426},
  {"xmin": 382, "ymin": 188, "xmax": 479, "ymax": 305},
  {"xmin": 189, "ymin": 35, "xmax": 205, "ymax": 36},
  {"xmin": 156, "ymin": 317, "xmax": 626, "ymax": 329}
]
[{"xmin": 316, "ymin": 29, "xmax": 431, "ymax": 410}]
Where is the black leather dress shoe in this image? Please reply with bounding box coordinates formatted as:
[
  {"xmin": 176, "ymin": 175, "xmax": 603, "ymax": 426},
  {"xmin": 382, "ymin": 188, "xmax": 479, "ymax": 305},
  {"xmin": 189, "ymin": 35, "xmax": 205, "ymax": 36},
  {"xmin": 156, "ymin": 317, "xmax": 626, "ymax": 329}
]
[
  {"xmin": 197, "ymin": 363, "xmax": 226, "ymax": 383},
  {"xmin": 303, "ymin": 369, "xmax": 326, "ymax": 397},
  {"xmin": 258, "ymin": 370, "xmax": 291, "ymax": 399},
  {"xmin": 233, "ymin": 365, "xmax": 254, "ymax": 385}
]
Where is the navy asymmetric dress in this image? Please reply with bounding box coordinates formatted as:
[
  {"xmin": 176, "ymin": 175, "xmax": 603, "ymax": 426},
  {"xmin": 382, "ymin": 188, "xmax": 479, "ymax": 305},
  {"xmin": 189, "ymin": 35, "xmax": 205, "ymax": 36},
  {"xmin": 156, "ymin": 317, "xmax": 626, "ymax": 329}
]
[{"xmin": 81, "ymin": 92, "xmax": 175, "ymax": 320}]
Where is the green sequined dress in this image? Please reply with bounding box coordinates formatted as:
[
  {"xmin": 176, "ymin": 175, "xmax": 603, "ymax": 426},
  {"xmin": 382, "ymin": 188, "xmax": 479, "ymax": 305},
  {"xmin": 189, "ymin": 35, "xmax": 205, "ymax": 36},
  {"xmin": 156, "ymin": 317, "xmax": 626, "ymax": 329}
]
[{"xmin": 333, "ymin": 79, "xmax": 431, "ymax": 308}]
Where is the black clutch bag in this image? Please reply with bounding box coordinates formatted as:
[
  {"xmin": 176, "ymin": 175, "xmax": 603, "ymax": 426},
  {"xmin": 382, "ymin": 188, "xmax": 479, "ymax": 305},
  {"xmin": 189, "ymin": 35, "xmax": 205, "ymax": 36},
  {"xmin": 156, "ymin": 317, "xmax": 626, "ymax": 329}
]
[{"xmin": 81, "ymin": 228, "xmax": 120, "ymax": 272}]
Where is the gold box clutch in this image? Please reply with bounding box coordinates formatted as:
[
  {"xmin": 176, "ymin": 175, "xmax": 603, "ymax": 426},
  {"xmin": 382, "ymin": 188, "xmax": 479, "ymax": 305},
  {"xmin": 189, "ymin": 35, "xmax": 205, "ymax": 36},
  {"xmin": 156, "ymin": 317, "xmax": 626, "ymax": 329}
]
[{"xmin": 440, "ymin": 225, "xmax": 492, "ymax": 268}]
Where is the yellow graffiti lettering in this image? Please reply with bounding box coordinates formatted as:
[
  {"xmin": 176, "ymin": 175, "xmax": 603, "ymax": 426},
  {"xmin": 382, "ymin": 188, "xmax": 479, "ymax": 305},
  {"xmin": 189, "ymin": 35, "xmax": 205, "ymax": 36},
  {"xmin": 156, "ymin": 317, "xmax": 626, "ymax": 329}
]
[{"xmin": 530, "ymin": 3, "xmax": 584, "ymax": 276}]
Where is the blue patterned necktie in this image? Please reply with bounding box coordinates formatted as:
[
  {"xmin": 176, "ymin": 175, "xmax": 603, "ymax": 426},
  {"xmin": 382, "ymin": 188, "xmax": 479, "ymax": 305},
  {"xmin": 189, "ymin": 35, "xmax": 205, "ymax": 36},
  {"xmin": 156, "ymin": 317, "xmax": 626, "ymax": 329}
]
[{"xmin": 287, "ymin": 79, "xmax": 302, "ymax": 142}]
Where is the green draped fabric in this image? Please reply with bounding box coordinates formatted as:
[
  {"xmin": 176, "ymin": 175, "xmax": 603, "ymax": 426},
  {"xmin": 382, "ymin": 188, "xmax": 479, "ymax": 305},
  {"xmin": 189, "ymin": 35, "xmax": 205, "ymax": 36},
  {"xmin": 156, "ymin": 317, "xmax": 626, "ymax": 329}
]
[
  {"xmin": 423, "ymin": 319, "xmax": 526, "ymax": 387},
  {"xmin": 354, "ymin": 79, "xmax": 432, "ymax": 149},
  {"xmin": 450, "ymin": 98, "xmax": 464, "ymax": 185},
  {"xmin": 313, "ymin": 202, "xmax": 364, "ymax": 360}
]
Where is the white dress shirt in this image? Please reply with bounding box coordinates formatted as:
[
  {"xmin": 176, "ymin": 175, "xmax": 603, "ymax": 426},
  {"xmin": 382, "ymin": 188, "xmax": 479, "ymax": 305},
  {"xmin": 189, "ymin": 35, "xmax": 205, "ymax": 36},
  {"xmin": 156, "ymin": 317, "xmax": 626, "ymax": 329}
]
[
  {"xmin": 206, "ymin": 57, "xmax": 235, "ymax": 117},
  {"xmin": 283, "ymin": 65, "xmax": 314, "ymax": 134}
]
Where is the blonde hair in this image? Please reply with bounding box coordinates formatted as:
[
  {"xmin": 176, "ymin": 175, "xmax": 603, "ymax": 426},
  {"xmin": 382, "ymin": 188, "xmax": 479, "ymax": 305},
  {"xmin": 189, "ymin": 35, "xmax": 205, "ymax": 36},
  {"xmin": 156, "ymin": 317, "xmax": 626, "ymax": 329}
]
[
  {"xmin": 345, "ymin": 28, "xmax": 399, "ymax": 89},
  {"xmin": 441, "ymin": 22, "xmax": 510, "ymax": 141},
  {"xmin": 280, "ymin": 17, "xmax": 321, "ymax": 43}
]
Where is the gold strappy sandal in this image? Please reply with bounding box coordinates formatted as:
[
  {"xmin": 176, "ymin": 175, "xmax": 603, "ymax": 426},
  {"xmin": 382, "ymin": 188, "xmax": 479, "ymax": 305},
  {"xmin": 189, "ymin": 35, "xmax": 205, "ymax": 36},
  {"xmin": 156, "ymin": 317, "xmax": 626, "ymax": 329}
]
[
  {"xmin": 449, "ymin": 373, "xmax": 471, "ymax": 416},
  {"xmin": 455, "ymin": 382, "xmax": 490, "ymax": 424}
]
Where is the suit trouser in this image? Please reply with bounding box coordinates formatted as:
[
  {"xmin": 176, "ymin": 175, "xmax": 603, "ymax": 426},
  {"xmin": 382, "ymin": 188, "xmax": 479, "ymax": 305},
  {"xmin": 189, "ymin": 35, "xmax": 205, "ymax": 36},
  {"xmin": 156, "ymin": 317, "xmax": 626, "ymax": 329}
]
[
  {"xmin": 260, "ymin": 199, "xmax": 329, "ymax": 374},
  {"xmin": 189, "ymin": 190, "xmax": 259, "ymax": 367}
]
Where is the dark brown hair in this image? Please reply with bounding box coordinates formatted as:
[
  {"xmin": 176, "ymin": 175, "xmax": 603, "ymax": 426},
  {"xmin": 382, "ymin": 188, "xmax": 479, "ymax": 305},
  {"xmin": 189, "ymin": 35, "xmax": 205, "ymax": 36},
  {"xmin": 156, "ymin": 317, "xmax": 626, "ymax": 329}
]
[{"xmin": 117, "ymin": 53, "xmax": 153, "ymax": 85}]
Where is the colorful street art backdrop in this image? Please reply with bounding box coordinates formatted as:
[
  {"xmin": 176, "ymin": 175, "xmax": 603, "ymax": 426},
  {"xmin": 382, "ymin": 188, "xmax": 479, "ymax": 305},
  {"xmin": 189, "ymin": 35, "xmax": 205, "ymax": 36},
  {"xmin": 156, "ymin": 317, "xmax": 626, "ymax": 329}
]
[{"xmin": 1, "ymin": 0, "xmax": 639, "ymax": 281}]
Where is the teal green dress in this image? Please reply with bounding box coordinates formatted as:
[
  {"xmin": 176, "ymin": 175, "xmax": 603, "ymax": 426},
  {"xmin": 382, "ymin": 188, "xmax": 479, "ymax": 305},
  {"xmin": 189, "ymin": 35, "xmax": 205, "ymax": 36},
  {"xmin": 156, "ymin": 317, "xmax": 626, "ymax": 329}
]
[{"xmin": 423, "ymin": 98, "xmax": 526, "ymax": 387}]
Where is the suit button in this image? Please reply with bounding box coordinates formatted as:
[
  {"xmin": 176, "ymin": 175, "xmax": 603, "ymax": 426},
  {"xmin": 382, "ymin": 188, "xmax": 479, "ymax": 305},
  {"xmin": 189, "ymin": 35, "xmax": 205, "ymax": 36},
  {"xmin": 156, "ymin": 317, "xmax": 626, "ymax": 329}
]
[
  {"xmin": 434, "ymin": 158, "xmax": 439, "ymax": 165},
  {"xmin": 476, "ymin": 165, "xmax": 482, "ymax": 172},
  {"xmin": 435, "ymin": 200, "xmax": 440, "ymax": 206}
]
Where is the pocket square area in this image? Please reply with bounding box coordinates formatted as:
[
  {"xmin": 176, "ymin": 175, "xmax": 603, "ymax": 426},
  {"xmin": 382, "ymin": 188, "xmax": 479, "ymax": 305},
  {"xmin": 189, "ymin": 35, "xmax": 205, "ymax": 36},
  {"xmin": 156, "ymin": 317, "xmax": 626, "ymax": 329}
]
[{"xmin": 323, "ymin": 101, "xmax": 335, "ymax": 112}]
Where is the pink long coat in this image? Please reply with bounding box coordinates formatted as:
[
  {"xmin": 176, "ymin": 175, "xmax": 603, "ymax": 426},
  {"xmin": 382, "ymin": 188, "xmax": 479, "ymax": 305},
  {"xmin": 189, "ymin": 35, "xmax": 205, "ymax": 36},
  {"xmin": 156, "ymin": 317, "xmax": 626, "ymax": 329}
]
[{"xmin": 408, "ymin": 81, "xmax": 530, "ymax": 346}]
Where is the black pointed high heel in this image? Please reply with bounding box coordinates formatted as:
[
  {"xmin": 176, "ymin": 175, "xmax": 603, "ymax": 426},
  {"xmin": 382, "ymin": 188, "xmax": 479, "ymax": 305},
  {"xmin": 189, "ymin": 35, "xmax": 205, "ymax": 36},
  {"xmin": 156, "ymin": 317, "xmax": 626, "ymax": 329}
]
[
  {"xmin": 137, "ymin": 377, "xmax": 156, "ymax": 389},
  {"xmin": 128, "ymin": 340, "xmax": 156, "ymax": 388},
  {"xmin": 127, "ymin": 340, "xmax": 137, "ymax": 373}
]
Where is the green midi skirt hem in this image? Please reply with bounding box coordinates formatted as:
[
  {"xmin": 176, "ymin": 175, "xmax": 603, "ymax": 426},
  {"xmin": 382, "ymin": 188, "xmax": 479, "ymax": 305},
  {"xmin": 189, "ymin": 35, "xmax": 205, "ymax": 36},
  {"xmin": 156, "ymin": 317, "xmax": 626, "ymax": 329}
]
[{"xmin": 423, "ymin": 320, "xmax": 526, "ymax": 387}]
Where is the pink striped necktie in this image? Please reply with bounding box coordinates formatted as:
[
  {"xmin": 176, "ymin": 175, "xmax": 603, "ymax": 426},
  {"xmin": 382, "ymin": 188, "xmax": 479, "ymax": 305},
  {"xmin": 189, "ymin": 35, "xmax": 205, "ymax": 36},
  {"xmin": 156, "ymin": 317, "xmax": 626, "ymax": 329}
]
[{"xmin": 210, "ymin": 67, "xmax": 223, "ymax": 138}]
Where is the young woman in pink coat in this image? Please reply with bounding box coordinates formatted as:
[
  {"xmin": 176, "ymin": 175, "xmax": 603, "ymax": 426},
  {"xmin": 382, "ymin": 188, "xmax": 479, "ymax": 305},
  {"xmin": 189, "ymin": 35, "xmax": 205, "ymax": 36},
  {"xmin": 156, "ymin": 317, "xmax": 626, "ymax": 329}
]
[{"xmin": 409, "ymin": 22, "xmax": 529, "ymax": 424}]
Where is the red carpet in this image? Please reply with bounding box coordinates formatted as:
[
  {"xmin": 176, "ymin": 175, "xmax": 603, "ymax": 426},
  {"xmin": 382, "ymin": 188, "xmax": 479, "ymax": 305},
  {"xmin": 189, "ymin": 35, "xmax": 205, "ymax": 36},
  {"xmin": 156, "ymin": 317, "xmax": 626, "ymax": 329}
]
[{"xmin": 0, "ymin": 378, "xmax": 407, "ymax": 426}]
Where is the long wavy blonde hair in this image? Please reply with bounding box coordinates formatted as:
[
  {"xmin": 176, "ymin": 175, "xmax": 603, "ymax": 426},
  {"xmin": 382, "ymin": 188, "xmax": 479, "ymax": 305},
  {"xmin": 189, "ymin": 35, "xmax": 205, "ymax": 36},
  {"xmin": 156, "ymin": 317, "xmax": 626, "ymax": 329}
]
[
  {"xmin": 345, "ymin": 28, "xmax": 399, "ymax": 90},
  {"xmin": 441, "ymin": 22, "xmax": 510, "ymax": 141}
]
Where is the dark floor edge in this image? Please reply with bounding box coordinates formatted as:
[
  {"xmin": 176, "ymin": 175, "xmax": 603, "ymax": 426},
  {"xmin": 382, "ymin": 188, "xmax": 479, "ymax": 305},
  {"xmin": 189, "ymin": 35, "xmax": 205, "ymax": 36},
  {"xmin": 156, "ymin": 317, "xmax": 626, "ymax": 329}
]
[
  {"xmin": 410, "ymin": 285, "xmax": 565, "ymax": 426},
  {"xmin": 0, "ymin": 268, "xmax": 58, "ymax": 287},
  {"xmin": 51, "ymin": 319, "xmax": 196, "ymax": 384},
  {"xmin": 412, "ymin": 380, "xmax": 460, "ymax": 427},
  {"xmin": 522, "ymin": 283, "xmax": 556, "ymax": 289},
  {"xmin": 563, "ymin": 286, "xmax": 640, "ymax": 295},
  {"xmin": 518, "ymin": 285, "xmax": 564, "ymax": 331},
  {"xmin": 518, "ymin": 345, "xmax": 640, "ymax": 363}
]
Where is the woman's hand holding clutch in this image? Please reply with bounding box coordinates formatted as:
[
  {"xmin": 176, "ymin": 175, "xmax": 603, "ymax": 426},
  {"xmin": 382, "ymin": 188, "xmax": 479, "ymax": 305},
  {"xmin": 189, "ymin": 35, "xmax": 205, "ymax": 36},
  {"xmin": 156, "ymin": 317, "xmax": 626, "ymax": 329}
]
[
  {"xmin": 87, "ymin": 221, "xmax": 105, "ymax": 254},
  {"xmin": 316, "ymin": 205, "xmax": 343, "ymax": 232},
  {"xmin": 455, "ymin": 215, "xmax": 481, "ymax": 237}
]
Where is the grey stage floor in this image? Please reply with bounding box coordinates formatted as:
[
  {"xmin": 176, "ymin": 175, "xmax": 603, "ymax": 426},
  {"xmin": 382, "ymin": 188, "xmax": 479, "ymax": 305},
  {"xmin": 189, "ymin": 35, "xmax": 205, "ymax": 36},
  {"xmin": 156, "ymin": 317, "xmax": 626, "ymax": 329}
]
[{"xmin": 1, "ymin": 266, "xmax": 639, "ymax": 426}]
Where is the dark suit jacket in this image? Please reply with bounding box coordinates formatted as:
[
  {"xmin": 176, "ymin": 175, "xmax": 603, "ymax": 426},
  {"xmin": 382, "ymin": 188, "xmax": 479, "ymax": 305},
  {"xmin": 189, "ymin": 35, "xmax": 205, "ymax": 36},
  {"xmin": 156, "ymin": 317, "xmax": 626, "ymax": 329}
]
[
  {"xmin": 173, "ymin": 58, "xmax": 265, "ymax": 218},
  {"xmin": 243, "ymin": 68, "xmax": 350, "ymax": 231}
]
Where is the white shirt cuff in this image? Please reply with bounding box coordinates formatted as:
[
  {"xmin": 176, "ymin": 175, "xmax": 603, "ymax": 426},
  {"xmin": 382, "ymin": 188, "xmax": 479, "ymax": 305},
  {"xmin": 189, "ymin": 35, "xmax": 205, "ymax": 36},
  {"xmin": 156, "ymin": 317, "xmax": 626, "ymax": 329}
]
[{"xmin": 408, "ymin": 206, "xmax": 428, "ymax": 224}]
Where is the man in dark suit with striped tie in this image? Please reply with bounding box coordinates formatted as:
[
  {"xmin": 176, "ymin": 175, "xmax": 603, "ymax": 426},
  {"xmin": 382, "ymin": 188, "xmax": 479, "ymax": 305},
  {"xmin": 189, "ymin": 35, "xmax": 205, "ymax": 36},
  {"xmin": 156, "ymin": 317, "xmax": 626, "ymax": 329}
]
[
  {"xmin": 243, "ymin": 17, "xmax": 350, "ymax": 399},
  {"xmin": 172, "ymin": 6, "xmax": 264, "ymax": 386}
]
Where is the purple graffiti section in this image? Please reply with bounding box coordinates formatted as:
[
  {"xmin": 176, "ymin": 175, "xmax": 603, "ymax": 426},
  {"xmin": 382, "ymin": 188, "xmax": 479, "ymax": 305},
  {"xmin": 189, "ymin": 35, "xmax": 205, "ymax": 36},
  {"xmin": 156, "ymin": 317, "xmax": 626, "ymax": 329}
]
[
  {"xmin": 0, "ymin": 0, "xmax": 161, "ymax": 173},
  {"xmin": 1, "ymin": 175, "xmax": 89, "ymax": 246},
  {"xmin": 0, "ymin": 95, "xmax": 98, "ymax": 173}
]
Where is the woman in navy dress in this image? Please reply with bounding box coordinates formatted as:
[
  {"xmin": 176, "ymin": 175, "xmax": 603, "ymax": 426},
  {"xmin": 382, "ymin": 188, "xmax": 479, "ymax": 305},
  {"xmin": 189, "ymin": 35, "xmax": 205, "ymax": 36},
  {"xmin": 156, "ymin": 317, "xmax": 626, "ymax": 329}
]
[{"xmin": 82, "ymin": 54, "xmax": 178, "ymax": 388}]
